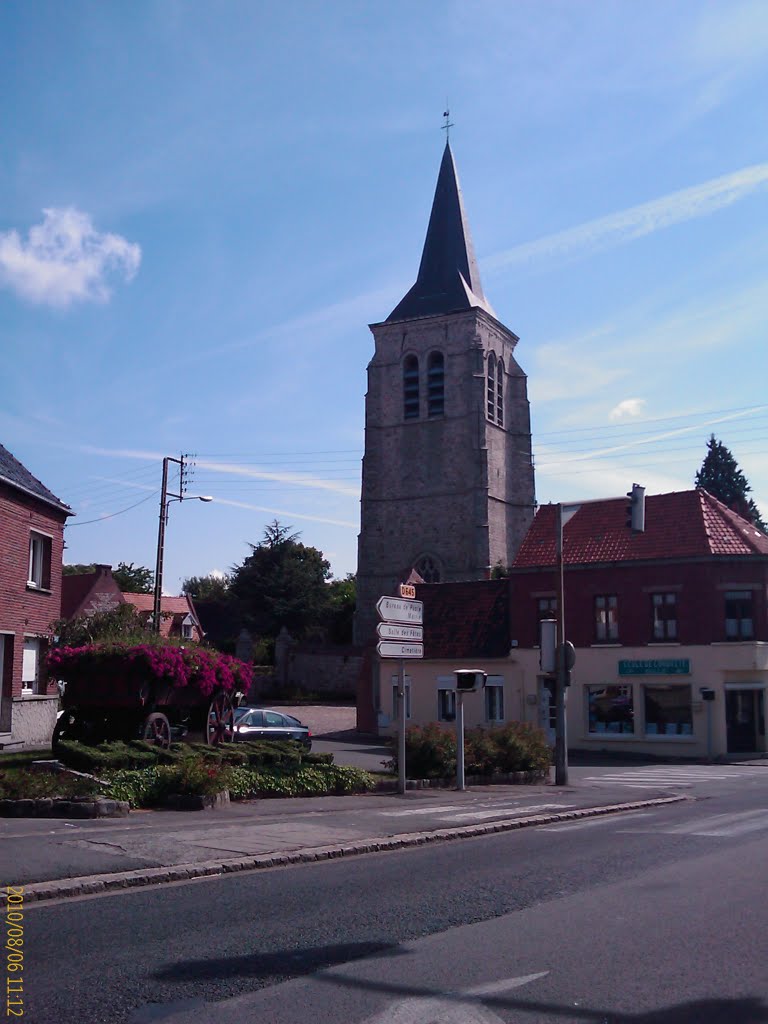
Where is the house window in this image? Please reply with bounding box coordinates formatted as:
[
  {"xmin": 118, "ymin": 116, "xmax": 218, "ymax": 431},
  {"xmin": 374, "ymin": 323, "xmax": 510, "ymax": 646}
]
[
  {"xmin": 587, "ymin": 684, "xmax": 634, "ymax": 734},
  {"xmin": 391, "ymin": 675, "xmax": 412, "ymax": 720},
  {"xmin": 487, "ymin": 353, "xmax": 496, "ymax": 420},
  {"xmin": 496, "ymin": 358, "xmax": 504, "ymax": 426},
  {"xmin": 403, "ymin": 355, "xmax": 419, "ymax": 419},
  {"xmin": 414, "ymin": 554, "xmax": 441, "ymax": 583},
  {"xmin": 427, "ymin": 352, "xmax": 444, "ymax": 418},
  {"xmin": 437, "ymin": 679, "xmax": 456, "ymax": 722},
  {"xmin": 485, "ymin": 676, "xmax": 504, "ymax": 722},
  {"xmin": 725, "ymin": 590, "xmax": 754, "ymax": 640},
  {"xmin": 652, "ymin": 593, "xmax": 678, "ymax": 640},
  {"xmin": 22, "ymin": 638, "xmax": 42, "ymax": 695},
  {"xmin": 28, "ymin": 532, "xmax": 52, "ymax": 590},
  {"xmin": 644, "ymin": 685, "xmax": 693, "ymax": 737},
  {"xmin": 181, "ymin": 615, "xmax": 194, "ymax": 640},
  {"xmin": 594, "ymin": 594, "xmax": 618, "ymax": 642}
]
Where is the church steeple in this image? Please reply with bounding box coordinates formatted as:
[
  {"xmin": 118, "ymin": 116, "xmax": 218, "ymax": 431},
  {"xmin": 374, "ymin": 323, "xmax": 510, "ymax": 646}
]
[{"xmin": 387, "ymin": 142, "xmax": 495, "ymax": 322}]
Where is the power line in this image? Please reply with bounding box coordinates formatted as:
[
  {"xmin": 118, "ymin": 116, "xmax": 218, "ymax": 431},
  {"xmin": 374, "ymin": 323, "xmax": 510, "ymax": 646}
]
[{"xmin": 68, "ymin": 491, "xmax": 159, "ymax": 526}]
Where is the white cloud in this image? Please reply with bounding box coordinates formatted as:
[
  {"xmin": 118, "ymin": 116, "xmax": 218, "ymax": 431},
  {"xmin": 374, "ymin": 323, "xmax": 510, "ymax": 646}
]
[
  {"xmin": 0, "ymin": 207, "xmax": 141, "ymax": 308},
  {"xmin": 209, "ymin": 497, "xmax": 356, "ymax": 529},
  {"xmin": 485, "ymin": 162, "xmax": 768, "ymax": 273},
  {"xmin": 609, "ymin": 399, "xmax": 646, "ymax": 421}
]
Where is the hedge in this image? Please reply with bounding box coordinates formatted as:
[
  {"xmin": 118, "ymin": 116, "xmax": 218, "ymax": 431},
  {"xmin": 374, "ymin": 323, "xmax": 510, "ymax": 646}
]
[{"xmin": 388, "ymin": 722, "xmax": 551, "ymax": 779}]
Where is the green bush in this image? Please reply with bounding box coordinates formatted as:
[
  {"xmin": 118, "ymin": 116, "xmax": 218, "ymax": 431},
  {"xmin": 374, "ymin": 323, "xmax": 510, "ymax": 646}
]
[
  {"xmin": 389, "ymin": 721, "xmax": 551, "ymax": 779},
  {"xmin": 103, "ymin": 761, "xmax": 374, "ymax": 807},
  {"xmin": 57, "ymin": 738, "xmax": 314, "ymax": 773},
  {"xmin": 0, "ymin": 769, "xmax": 101, "ymax": 800}
]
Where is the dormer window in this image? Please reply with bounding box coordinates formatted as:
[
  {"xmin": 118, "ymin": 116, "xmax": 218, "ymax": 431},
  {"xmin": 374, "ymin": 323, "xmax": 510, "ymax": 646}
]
[
  {"xmin": 427, "ymin": 352, "xmax": 444, "ymax": 417},
  {"xmin": 403, "ymin": 355, "xmax": 419, "ymax": 419},
  {"xmin": 181, "ymin": 614, "xmax": 195, "ymax": 640}
]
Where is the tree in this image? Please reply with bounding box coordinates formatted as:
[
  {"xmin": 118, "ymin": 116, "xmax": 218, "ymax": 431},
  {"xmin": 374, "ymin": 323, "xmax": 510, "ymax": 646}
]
[
  {"xmin": 50, "ymin": 603, "xmax": 151, "ymax": 647},
  {"xmin": 325, "ymin": 574, "xmax": 356, "ymax": 644},
  {"xmin": 229, "ymin": 520, "xmax": 332, "ymax": 640},
  {"xmin": 695, "ymin": 435, "xmax": 766, "ymax": 532},
  {"xmin": 62, "ymin": 563, "xmax": 97, "ymax": 576},
  {"xmin": 182, "ymin": 573, "xmax": 231, "ymax": 601},
  {"xmin": 112, "ymin": 562, "xmax": 155, "ymax": 594}
]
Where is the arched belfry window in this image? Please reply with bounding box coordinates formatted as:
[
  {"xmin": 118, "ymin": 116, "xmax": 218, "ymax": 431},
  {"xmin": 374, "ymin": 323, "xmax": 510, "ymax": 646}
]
[
  {"xmin": 487, "ymin": 353, "xmax": 496, "ymax": 420},
  {"xmin": 403, "ymin": 355, "xmax": 419, "ymax": 419},
  {"xmin": 496, "ymin": 358, "xmax": 504, "ymax": 426},
  {"xmin": 427, "ymin": 351, "xmax": 444, "ymax": 418},
  {"xmin": 414, "ymin": 554, "xmax": 442, "ymax": 583}
]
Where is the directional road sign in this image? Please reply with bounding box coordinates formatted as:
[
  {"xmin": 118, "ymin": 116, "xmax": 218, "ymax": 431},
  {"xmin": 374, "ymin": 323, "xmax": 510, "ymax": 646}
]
[
  {"xmin": 377, "ymin": 641, "xmax": 423, "ymax": 659},
  {"xmin": 376, "ymin": 596, "xmax": 423, "ymax": 625},
  {"xmin": 377, "ymin": 622, "xmax": 423, "ymax": 641}
]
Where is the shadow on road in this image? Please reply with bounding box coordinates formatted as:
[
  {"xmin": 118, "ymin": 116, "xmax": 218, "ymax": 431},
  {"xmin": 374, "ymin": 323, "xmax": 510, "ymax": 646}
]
[
  {"xmin": 315, "ymin": 967, "xmax": 768, "ymax": 1023},
  {"xmin": 152, "ymin": 940, "xmax": 407, "ymax": 984}
]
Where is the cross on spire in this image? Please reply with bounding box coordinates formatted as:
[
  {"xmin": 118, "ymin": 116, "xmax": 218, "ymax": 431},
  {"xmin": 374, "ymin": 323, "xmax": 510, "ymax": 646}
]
[{"xmin": 441, "ymin": 108, "xmax": 454, "ymax": 141}]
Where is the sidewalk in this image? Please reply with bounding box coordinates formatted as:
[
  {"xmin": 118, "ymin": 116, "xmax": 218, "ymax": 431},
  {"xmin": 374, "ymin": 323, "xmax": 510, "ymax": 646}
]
[{"xmin": 4, "ymin": 778, "xmax": 685, "ymax": 904}]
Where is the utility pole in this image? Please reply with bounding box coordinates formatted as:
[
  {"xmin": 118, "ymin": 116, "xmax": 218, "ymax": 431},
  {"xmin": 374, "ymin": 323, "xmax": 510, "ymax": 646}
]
[
  {"xmin": 554, "ymin": 502, "xmax": 568, "ymax": 786},
  {"xmin": 152, "ymin": 455, "xmax": 187, "ymax": 634}
]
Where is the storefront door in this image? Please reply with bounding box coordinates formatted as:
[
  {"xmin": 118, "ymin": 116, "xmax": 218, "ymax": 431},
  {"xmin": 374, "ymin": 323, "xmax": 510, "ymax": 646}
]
[{"xmin": 726, "ymin": 689, "xmax": 764, "ymax": 753}]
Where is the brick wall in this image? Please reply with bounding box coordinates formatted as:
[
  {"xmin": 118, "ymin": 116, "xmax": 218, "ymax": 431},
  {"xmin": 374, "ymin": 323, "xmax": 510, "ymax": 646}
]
[{"xmin": 0, "ymin": 481, "xmax": 67, "ymax": 705}]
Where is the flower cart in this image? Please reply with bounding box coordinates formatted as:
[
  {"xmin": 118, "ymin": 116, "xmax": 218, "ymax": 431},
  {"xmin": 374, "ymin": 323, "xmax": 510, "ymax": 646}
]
[{"xmin": 48, "ymin": 643, "xmax": 252, "ymax": 750}]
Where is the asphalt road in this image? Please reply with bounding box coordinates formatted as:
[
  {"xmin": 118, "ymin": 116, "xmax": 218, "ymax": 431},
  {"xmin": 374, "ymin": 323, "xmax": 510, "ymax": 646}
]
[{"xmin": 19, "ymin": 770, "xmax": 768, "ymax": 1024}]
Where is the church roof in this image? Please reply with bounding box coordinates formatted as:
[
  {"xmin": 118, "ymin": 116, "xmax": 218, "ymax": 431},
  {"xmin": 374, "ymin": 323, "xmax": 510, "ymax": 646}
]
[{"xmin": 387, "ymin": 143, "xmax": 496, "ymax": 322}]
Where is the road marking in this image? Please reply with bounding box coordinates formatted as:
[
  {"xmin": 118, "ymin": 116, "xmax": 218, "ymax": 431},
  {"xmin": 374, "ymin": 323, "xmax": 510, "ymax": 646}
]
[
  {"xmin": 539, "ymin": 811, "xmax": 654, "ymax": 832},
  {"xmin": 618, "ymin": 809, "xmax": 768, "ymax": 838},
  {"xmin": 360, "ymin": 971, "xmax": 549, "ymax": 1024},
  {"xmin": 381, "ymin": 803, "xmax": 573, "ymax": 819}
]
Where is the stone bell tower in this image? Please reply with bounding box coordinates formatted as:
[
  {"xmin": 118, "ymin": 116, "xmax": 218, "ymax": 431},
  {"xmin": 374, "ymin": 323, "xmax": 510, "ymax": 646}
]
[{"xmin": 354, "ymin": 142, "xmax": 536, "ymax": 644}]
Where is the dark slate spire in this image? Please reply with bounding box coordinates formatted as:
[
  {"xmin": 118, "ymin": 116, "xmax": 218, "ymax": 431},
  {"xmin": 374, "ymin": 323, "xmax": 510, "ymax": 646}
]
[{"xmin": 387, "ymin": 142, "xmax": 495, "ymax": 322}]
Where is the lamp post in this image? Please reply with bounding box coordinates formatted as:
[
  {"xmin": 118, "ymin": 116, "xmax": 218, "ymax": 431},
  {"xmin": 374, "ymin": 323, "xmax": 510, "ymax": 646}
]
[{"xmin": 152, "ymin": 456, "xmax": 212, "ymax": 633}]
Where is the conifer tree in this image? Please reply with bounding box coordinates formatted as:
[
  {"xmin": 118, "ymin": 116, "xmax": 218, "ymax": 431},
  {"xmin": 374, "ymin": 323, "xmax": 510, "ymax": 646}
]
[{"xmin": 695, "ymin": 435, "xmax": 766, "ymax": 532}]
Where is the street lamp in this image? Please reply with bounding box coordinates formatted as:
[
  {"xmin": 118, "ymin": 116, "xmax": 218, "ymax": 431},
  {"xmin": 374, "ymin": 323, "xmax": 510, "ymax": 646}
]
[{"xmin": 152, "ymin": 455, "xmax": 213, "ymax": 633}]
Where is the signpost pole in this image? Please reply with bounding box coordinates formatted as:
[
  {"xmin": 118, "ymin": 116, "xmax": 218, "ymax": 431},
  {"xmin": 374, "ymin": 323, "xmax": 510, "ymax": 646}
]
[
  {"xmin": 455, "ymin": 691, "xmax": 465, "ymax": 791},
  {"xmin": 397, "ymin": 658, "xmax": 406, "ymax": 795}
]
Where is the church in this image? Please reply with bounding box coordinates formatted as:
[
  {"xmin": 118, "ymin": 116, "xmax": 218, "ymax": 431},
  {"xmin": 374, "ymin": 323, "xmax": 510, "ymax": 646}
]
[{"xmin": 354, "ymin": 142, "xmax": 536, "ymax": 644}]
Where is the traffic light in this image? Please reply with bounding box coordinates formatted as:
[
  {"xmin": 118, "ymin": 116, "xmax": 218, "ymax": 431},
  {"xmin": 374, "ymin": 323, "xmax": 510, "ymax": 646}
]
[
  {"xmin": 454, "ymin": 670, "xmax": 487, "ymax": 692},
  {"xmin": 626, "ymin": 483, "xmax": 645, "ymax": 532}
]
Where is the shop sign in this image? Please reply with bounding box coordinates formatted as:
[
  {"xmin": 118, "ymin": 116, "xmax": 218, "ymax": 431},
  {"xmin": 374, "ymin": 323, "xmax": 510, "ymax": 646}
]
[{"xmin": 618, "ymin": 658, "xmax": 690, "ymax": 676}]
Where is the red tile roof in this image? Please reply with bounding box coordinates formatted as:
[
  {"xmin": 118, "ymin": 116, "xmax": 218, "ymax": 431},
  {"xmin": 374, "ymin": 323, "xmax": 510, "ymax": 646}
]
[
  {"xmin": 416, "ymin": 578, "xmax": 510, "ymax": 659},
  {"xmin": 121, "ymin": 593, "xmax": 200, "ymax": 639},
  {"xmin": 513, "ymin": 489, "xmax": 768, "ymax": 569}
]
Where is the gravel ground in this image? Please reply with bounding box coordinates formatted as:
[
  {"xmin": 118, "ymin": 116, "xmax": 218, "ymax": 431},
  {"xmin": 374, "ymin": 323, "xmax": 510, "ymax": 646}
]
[{"xmin": 257, "ymin": 702, "xmax": 358, "ymax": 737}]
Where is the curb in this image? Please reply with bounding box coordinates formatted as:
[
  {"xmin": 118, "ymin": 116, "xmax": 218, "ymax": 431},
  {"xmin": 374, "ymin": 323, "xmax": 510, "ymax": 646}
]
[{"xmin": 19, "ymin": 795, "xmax": 685, "ymax": 905}]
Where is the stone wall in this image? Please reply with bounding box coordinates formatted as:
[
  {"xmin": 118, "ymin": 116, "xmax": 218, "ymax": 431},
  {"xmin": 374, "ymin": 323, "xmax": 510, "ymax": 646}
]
[{"xmin": 10, "ymin": 695, "xmax": 59, "ymax": 748}]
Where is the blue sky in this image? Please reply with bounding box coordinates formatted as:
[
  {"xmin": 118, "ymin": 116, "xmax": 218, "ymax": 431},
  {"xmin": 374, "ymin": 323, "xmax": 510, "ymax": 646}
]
[{"xmin": 2, "ymin": 0, "xmax": 767, "ymax": 592}]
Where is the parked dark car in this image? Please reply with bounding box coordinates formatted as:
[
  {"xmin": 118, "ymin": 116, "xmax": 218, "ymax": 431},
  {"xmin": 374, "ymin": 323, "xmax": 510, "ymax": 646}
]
[{"xmin": 234, "ymin": 707, "xmax": 312, "ymax": 750}]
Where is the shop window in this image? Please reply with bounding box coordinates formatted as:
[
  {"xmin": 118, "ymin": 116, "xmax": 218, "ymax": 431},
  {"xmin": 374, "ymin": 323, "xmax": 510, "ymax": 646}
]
[
  {"xmin": 594, "ymin": 594, "xmax": 618, "ymax": 642},
  {"xmin": 403, "ymin": 355, "xmax": 419, "ymax": 419},
  {"xmin": 587, "ymin": 684, "xmax": 634, "ymax": 734},
  {"xmin": 391, "ymin": 675, "xmax": 412, "ymax": 720},
  {"xmin": 485, "ymin": 676, "xmax": 504, "ymax": 722},
  {"xmin": 652, "ymin": 593, "xmax": 678, "ymax": 640},
  {"xmin": 437, "ymin": 680, "xmax": 456, "ymax": 722},
  {"xmin": 427, "ymin": 352, "xmax": 444, "ymax": 418},
  {"xmin": 28, "ymin": 532, "xmax": 52, "ymax": 590},
  {"xmin": 644, "ymin": 685, "xmax": 693, "ymax": 736},
  {"xmin": 725, "ymin": 590, "xmax": 754, "ymax": 640}
]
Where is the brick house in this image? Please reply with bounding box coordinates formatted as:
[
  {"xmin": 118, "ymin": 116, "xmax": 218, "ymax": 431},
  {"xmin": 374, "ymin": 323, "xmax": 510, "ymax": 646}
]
[
  {"xmin": 373, "ymin": 489, "xmax": 768, "ymax": 759},
  {"xmin": 0, "ymin": 444, "xmax": 72, "ymax": 749},
  {"xmin": 60, "ymin": 566, "xmax": 202, "ymax": 642}
]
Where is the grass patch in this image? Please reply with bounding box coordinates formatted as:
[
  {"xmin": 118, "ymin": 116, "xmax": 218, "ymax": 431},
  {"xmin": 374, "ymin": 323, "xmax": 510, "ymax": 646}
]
[{"xmin": 0, "ymin": 768, "xmax": 101, "ymax": 800}]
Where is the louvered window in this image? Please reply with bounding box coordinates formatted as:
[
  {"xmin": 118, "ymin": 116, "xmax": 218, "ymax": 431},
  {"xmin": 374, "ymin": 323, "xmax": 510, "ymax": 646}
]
[
  {"xmin": 403, "ymin": 356, "xmax": 419, "ymax": 419},
  {"xmin": 427, "ymin": 352, "xmax": 444, "ymax": 417},
  {"xmin": 487, "ymin": 353, "xmax": 496, "ymax": 419}
]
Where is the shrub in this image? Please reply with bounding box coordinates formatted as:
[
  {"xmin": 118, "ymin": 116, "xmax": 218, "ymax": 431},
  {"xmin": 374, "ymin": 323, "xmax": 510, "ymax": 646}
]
[
  {"xmin": 389, "ymin": 721, "xmax": 551, "ymax": 779},
  {"xmin": 0, "ymin": 769, "xmax": 100, "ymax": 800}
]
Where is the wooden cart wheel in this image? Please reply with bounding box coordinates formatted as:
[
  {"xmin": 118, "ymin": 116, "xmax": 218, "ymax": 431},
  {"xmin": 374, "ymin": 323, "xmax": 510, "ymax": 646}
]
[
  {"xmin": 206, "ymin": 691, "xmax": 235, "ymax": 746},
  {"xmin": 142, "ymin": 712, "xmax": 172, "ymax": 749}
]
